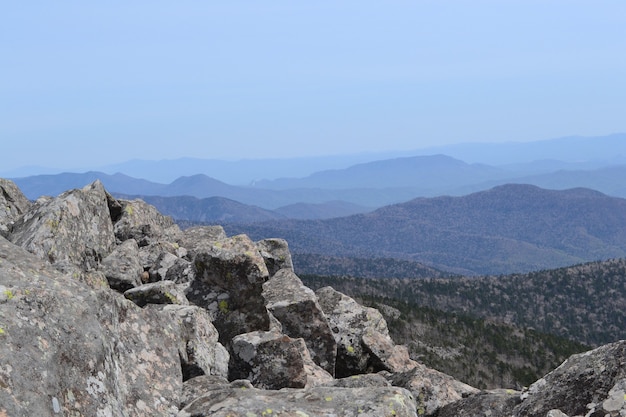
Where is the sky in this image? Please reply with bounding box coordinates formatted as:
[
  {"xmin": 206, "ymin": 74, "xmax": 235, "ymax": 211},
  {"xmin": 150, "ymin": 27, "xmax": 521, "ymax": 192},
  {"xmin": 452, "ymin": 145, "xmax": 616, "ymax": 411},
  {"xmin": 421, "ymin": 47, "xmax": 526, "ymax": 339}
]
[{"xmin": 2, "ymin": 1, "xmax": 626, "ymax": 171}]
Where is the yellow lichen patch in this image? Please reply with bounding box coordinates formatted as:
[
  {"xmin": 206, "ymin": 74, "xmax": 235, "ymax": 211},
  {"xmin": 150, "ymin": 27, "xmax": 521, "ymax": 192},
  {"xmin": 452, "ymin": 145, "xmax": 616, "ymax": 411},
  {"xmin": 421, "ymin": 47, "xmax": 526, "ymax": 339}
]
[
  {"xmin": 0, "ymin": 327, "xmax": 5, "ymax": 335},
  {"xmin": 324, "ymin": 397, "xmax": 333, "ymax": 402},
  {"xmin": 506, "ymin": 389, "xmax": 516, "ymax": 395},
  {"xmin": 164, "ymin": 292, "xmax": 179, "ymax": 304},
  {"xmin": 261, "ymin": 409, "xmax": 274, "ymax": 416},
  {"xmin": 346, "ymin": 345, "xmax": 355, "ymax": 354}
]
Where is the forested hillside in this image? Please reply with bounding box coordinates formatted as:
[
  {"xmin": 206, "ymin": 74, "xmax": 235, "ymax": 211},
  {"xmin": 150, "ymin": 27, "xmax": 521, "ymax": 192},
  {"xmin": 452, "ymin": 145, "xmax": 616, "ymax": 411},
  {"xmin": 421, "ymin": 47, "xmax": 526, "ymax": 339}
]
[
  {"xmin": 361, "ymin": 295, "xmax": 586, "ymax": 389},
  {"xmin": 298, "ymin": 257, "xmax": 626, "ymax": 388},
  {"xmin": 300, "ymin": 258, "xmax": 626, "ymax": 347},
  {"xmin": 227, "ymin": 184, "xmax": 626, "ymax": 275}
]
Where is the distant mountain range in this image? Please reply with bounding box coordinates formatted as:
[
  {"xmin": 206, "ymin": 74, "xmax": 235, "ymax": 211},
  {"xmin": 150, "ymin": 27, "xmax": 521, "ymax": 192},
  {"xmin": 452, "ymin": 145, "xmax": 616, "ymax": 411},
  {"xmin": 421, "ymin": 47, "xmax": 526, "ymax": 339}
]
[
  {"xmin": 6, "ymin": 134, "xmax": 626, "ymax": 222},
  {"xmin": 9, "ymin": 155, "xmax": 626, "ymax": 214},
  {"xmin": 225, "ymin": 184, "xmax": 626, "ymax": 275},
  {"xmin": 4, "ymin": 133, "xmax": 626, "ymax": 184}
]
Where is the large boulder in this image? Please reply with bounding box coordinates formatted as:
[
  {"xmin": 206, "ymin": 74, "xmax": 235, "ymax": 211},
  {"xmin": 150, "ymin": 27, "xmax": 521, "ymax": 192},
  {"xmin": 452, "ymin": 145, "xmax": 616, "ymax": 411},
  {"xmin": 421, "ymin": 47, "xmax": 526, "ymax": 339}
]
[
  {"xmin": 435, "ymin": 389, "xmax": 521, "ymax": 417},
  {"xmin": 176, "ymin": 225, "xmax": 227, "ymax": 251},
  {"xmin": 124, "ymin": 280, "xmax": 190, "ymax": 307},
  {"xmin": 256, "ymin": 238, "xmax": 293, "ymax": 276},
  {"xmin": 514, "ymin": 340, "xmax": 626, "ymax": 417},
  {"xmin": 385, "ymin": 365, "xmax": 480, "ymax": 416},
  {"xmin": 100, "ymin": 238, "xmax": 144, "ymax": 291},
  {"xmin": 157, "ymin": 305, "xmax": 230, "ymax": 381},
  {"xmin": 229, "ymin": 330, "xmax": 333, "ymax": 389},
  {"xmin": 0, "ymin": 178, "xmax": 31, "ymax": 238},
  {"xmin": 185, "ymin": 234, "xmax": 271, "ymax": 344},
  {"xmin": 8, "ymin": 181, "xmax": 116, "ymax": 272},
  {"xmin": 315, "ymin": 286, "xmax": 393, "ymax": 377},
  {"xmin": 179, "ymin": 384, "xmax": 419, "ymax": 417},
  {"xmin": 262, "ymin": 268, "xmax": 336, "ymax": 374},
  {"xmin": 0, "ymin": 236, "xmax": 182, "ymax": 417},
  {"xmin": 113, "ymin": 198, "xmax": 182, "ymax": 246}
]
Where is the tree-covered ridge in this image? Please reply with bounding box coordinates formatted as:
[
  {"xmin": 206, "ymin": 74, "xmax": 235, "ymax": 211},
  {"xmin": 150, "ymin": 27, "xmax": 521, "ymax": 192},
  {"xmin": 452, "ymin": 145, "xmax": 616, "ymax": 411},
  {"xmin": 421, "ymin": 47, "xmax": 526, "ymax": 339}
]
[
  {"xmin": 301, "ymin": 258, "xmax": 626, "ymax": 347},
  {"xmin": 227, "ymin": 185, "xmax": 626, "ymax": 275},
  {"xmin": 302, "ymin": 274, "xmax": 589, "ymax": 389},
  {"xmin": 292, "ymin": 253, "xmax": 448, "ymax": 279},
  {"xmin": 364, "ymin": 295, "xmax": 586, "ymax": 390}
]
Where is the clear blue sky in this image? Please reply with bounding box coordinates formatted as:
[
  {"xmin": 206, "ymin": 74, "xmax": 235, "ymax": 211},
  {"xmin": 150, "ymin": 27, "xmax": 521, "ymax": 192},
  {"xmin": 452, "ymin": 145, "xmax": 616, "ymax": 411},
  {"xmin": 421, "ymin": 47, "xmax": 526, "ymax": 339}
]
[{"xmin": 2, "ymin": 1, "xmax": 625, "ymax": 171}]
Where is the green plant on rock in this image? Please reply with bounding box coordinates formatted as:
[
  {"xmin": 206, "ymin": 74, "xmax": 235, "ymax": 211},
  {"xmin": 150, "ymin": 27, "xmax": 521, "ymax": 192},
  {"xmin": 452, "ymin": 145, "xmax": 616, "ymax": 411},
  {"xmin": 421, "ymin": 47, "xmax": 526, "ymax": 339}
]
[{"xmin": 218, "ymin": 300, "xmax": 229, "ymax": 314}]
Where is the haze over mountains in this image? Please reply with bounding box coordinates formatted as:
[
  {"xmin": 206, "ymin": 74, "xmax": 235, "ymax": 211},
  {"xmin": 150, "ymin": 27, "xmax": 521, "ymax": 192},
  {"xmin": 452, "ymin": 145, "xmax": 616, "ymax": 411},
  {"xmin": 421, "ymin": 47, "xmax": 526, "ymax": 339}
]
[
  {"xmin": 226, "ymin": 184, "xmax": 626, "ymax": 275},
  {"xmin": 8, "ymin": 135, "xmax": 626, "ymax": 213},
  {"xmin": 6, "ymin": 134, "xmax": 626, "ymax": 276}
]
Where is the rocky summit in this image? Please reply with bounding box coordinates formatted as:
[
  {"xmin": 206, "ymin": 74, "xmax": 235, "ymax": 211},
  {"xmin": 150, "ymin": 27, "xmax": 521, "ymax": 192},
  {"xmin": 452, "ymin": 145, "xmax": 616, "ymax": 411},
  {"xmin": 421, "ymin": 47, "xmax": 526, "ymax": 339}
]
[{"xmin": 0, "ymin": 178, "xmax": 625, "ymax": 417}]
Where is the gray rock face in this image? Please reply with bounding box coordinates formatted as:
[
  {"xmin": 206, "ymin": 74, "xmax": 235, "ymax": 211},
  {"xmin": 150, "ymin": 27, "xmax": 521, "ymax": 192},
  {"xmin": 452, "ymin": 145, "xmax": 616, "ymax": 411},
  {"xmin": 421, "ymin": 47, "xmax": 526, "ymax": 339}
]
[
  {"xmin": 0, "ymin": 178, "xmax": 31, "ymax": 238},
  {"xmin": 385, "ymin": 365, "xmax": 480, "ymax": 416},
  {"xmin": 179, "ymin": 385, "xmax": 419, "ymax": 417},
  {"xmin": 180, "ymin": 375, "xmax": 230, "ymax": 409},
  {"xmin": 229, "ymin": 330, "xmax": 333, "ymax": 389},
  {"xmin": 316, "ymin": 285, "xmax": 392, "ymax": 377},
  {"xmin": 100, "ymin": 238, "xmax": 144, "ymax": 291},
  {"xmin": 186, "ymin": 234, "xmax": 271, "ymax": 344},
  {"xmin": 262, "ymin": 268, "xmax": 336, "ymax": 374},
  {"xmin": 158, "ymin": 305, "xmax": 230, "ymax": 381},
  {"xmin": 177, "ymin": 225, "xmax": 227, "ymax": 251},
  {"xmin": 125, "ymin": 280, "xmax": 189, "ymax": 307},
  {"xmin": 114, "ymin": 198, "xmax": 182, "ymax": 246},
  {"xmin": 0, "ymin": 236, "xmax": 182, "ymax": 417},
  {"xmin": 435, "ymin": 389, "xmax": 521, "ymax": 417},
  {"xmin": 514, "ymin": 340, "xmax": 626, "ymax": 417},
  {"xmin": 9, "ymin": 181, "xmax": 116, "ymax": 272},
  {"xmin": 256, "ymin": 238, "xmax": 294, "ymax": 276}
]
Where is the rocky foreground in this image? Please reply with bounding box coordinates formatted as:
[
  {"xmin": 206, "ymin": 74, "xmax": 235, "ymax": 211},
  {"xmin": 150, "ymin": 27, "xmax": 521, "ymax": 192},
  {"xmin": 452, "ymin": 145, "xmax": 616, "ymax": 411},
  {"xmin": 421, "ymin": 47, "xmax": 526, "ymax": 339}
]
[{"xmin": 0, "ymin": 178, "xmax": 625, "ymax": 417}]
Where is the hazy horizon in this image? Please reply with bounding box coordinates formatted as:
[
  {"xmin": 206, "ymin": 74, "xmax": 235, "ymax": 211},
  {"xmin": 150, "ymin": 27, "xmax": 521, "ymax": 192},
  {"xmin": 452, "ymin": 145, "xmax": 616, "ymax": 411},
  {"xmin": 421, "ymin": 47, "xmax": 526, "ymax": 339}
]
[{"xmin": 3, "ymin": 2, "xmax": 625, "ymax": 172}]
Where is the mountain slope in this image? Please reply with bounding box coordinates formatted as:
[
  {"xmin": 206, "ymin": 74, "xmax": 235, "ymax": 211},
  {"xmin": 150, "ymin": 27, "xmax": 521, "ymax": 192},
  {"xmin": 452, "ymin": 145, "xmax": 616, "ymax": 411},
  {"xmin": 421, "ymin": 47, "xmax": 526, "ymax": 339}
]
[
  {"xmin": 300, "ymin": 257, "xmax": 626, "ymax": 347},
  {"xmin": 274, "ymin": 201, "xmax": 372, "ymax": 219},
  {"xmin": 254, "ymin": 154, "xmax": 511, "ymax": 190},
  {"xmin": 226, "ymin": 184, "xmax": 626, "ymax": 275},
  {"xmin": 115, "ymin": 194, "xmax": 286, "ymax": 224}
]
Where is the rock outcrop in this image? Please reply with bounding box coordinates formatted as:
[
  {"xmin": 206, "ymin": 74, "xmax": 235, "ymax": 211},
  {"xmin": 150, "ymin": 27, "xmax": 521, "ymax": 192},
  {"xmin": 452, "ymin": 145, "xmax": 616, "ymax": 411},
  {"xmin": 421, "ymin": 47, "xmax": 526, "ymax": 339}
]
[{"xmin": 1, "ymin": 177, "xmax": 625, "ymax": 417}]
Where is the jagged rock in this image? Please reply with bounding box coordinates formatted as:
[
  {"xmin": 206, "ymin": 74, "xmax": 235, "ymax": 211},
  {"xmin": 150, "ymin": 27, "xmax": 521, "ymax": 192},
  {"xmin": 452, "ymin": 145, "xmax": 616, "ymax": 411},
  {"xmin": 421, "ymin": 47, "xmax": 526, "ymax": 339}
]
[
  {"xmin": 178, "ymin": 385, "xmax": 419, "ymax": 417},
  {"xmin": 514, "ymin": 340, "xmax": 626, "ymax": 417},
  {"xmin": 262, "ymin": 268, "xmax": 336, "ymax": 374},
  {"xmin": 139, "ymin": 241, "xmax": 181, "ymax": 270},
  {"xmin": 150, "ymin": 251, "xmax": 195, "ymax": 283},
  {"xmin": 114, "ymin": 198, "xmax": 182, "ymax": 246},
  {"xmin": 0, "ymin": 236, "xmax": 182, "ymax": 417},
  {"xmin": 157, "ymin": 305, "xmax": 230, "ymax": 381},
  {"xmin": 229, "ymin": 330, "xmax": 333, "ymax": 390},
  {"xmin": 256, "ymin": 238, "xmax": 293, "ymax": 276},
  {"xmin": 100, "ymin": 238, "xmax": 144, "ymax": 291},
  {"xmin": 0, "ymin": 178, "xmax": 31, "ymax": 238},
  {"xmin": 324, "ymin": 373, "xmax": 391, "ymax": 388},
  {"xmin": 124, "ymin": 280, "xmax": 189, "ymax": 307},
  {"xmin": 186, "ymin": 234, "xmax": 271, "ymax": 344},
  {"xmin": 177, "ymin": 225, "xmax": 227, "ymax": 251},
  {"xmin": 362, "ymin": 331, "xmax": 417, "ymax": 373},
  {"xmin": 9, "ymin": 180, "xmax": 116, "ymax": 271},
  {"xmin": 180, "ymin": 375, "xmax": 230, "ymax": 409},
  {"xmin": 435, "ymin": 389, "xmax": 521, "ymax": 417},
  {"xmin": 384, "ymin": 364, "xmax": 480, "ymax": 416},
  {"xmin": 316, "ymin": 285, "xmax": 392, "ymax": 377}
]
